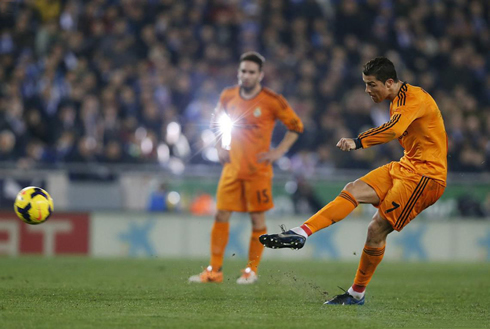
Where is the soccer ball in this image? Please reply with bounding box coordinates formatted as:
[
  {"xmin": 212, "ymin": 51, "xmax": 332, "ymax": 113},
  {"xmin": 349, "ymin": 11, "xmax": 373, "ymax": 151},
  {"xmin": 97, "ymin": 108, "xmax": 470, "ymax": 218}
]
[{"xmin": 14, "ymin": 186, "xmax": 54, "ymax": 225}]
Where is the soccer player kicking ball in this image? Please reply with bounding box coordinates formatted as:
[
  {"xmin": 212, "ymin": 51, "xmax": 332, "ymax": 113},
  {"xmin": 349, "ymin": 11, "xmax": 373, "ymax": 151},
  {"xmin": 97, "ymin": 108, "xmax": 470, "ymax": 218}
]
[
  {"xmin": 189, "ymin": 52, "xmax": 303, "ymax": 284},
  {"xmin": 260, "ymin": 57, "xmax": 447, "ymax": 304}
]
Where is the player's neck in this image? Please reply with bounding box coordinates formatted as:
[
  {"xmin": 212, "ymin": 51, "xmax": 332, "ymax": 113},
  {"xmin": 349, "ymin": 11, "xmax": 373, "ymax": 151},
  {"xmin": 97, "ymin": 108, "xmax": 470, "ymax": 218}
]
[
  {"xmin": 387, "ymin": 81, "xmax": 404, "ymax": 101},
  {"xmin": 240, "ymin": 84, "xmax": 262, "ymax": 100}
]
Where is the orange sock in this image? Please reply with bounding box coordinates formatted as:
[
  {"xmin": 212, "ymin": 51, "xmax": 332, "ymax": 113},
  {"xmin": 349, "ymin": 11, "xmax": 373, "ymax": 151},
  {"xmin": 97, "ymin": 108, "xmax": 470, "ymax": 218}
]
[
  {"xmin": 210, "ymin": 221, "xmax": 229, "ymax": 271},
  {"xmin": 247, "ymin": 228, "xmax": 267, "ymax": 273},
  {"xmin": 352, "ymin": 245, "xmax": 386, "ymax": 293},
  {"xmin": 302, "ymin": 190, "xmax": 358, "ymax": 235}
]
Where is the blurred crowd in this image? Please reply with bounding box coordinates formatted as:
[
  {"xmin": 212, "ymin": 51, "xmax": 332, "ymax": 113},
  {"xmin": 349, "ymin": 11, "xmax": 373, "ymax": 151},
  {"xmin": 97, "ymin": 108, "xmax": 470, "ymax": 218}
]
[{"xmin": 0, "ymin": 0, "xmax": 489, "ymax": 176}]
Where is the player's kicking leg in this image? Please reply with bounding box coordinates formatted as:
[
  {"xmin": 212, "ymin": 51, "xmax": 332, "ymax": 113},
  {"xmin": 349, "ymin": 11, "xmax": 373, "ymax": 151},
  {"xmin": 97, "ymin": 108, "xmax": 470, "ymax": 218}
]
[
  {"xmin": 260, "ymin": 179, "xmax": 380, "ymax": 304},
  {"xmin": 260, "ymin": 180, "xmax": 375, "ymax": 249}
]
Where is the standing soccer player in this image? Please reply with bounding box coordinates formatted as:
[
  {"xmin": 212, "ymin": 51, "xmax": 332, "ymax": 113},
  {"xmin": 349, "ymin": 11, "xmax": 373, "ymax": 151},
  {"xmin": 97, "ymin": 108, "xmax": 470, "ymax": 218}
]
[
  {"xmin": 260, "ymin": 57, "xmax": 447, "ymax": 304},
  {"xmin": 189, "ymin": 52, "xmax": 304, "ymax": 284}
]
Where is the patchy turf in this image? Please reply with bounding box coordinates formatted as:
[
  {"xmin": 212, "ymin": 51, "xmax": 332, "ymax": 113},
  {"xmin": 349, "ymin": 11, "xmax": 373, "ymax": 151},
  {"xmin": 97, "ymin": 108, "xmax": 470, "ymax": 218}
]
[{"xmin": 0, "ymin": 257, "xmax": 488, "ymax": 328}]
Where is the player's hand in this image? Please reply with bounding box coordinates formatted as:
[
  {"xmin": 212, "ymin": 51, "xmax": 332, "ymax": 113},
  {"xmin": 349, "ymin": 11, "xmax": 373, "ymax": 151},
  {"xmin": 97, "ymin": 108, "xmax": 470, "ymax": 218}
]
[
  {"xmin": 217, "ymin": 147, "xmax": 230, "ymax": 164},
  {"xmin": 257, "ymin": 149, "xmax": 283, "ymax": 164},
  {"xmin": 336, "ymin": 138, "xmax": 356, "ymax": 151}
]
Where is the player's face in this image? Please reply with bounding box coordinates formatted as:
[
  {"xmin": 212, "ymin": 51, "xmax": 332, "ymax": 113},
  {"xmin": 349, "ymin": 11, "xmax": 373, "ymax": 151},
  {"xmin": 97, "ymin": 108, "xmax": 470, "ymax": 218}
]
[
  {"xmin": 238, "ymin": 61, "xmax": 263, "ymax": 91},
  {"xmin": 362, "ymin": 74, "xmax": 391, "ymax": 103}
]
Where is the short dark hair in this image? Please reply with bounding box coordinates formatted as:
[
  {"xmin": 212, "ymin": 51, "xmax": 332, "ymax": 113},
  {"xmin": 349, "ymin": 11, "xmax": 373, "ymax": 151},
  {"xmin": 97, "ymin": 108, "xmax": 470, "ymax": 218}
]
[
  {"xmin": 240, "ymin": 51, "xmax": 265, "ymax": 70},
  {"xmin": 363, "ymin": 57, "xmax": 398, "ymax": 83}
]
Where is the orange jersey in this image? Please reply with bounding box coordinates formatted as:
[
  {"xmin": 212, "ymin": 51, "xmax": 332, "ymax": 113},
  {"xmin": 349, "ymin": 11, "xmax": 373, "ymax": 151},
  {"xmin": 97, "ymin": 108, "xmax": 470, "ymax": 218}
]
[
  {"xmin": 217, "ymin": 86, "xmax": 303, "ymax": 180},
  {"xmin": 358, "ymin": 83, "xmax": 448, "ymax": 186}
]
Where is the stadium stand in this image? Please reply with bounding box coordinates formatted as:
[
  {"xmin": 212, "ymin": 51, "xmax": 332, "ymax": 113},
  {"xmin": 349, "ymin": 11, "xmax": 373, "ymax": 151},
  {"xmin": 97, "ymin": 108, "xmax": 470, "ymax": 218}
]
[{"xmin": 0, "ymin": 0, "xmax": 488, "ymax": 176}]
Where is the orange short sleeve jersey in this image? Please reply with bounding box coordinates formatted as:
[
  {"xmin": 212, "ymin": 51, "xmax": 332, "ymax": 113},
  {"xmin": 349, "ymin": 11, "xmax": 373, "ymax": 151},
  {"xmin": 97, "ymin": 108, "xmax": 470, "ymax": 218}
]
[
  {"xmin": 358, "ymin": 83, "xmax": 448, "ymax": 186},
  {"xmin": 217, "ymin": 86, "xmax": 303, "ymax": 180}
]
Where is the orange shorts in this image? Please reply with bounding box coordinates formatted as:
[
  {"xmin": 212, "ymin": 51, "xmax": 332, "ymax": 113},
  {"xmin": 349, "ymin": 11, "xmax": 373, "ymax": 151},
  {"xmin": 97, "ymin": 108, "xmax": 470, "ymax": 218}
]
[
  {"xmin": 360, "ymin": 161, "xmax": 445, "ymax": 231},
  {"xmin": 216, "ymin": 170, "xmax": 273, "ymax": 213}
]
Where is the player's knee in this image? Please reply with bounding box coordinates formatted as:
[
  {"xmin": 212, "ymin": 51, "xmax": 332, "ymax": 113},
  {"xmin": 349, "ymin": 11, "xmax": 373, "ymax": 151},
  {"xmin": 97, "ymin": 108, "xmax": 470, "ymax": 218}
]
[
  {"xmin": 343, "ymin": 180, "xmax": 363, "ymax": 203},
  {"xmin": 367, "ymin": 220, "xmax": 380, "ymax": 236},
  {"xmin": 215, "ymin": 210, "xmax": 231, "ymax": 222},
  {"xmin": 343, "ymin": 181, "xmax": 356, "ymax": 194},
  {"xmin": 343, "ymin": 179, "xmax": 379, "ymax": 204},
  {"xmin": 366, "ymin": 216, "xmax": 392, "ymax": 245},
  {"xmin": 250, "ymin": 212, "xmax": 266, "ymax": 230},
  {"xmin": 366, "ymin": 221, "xmax": 384, "ymax": 245}
]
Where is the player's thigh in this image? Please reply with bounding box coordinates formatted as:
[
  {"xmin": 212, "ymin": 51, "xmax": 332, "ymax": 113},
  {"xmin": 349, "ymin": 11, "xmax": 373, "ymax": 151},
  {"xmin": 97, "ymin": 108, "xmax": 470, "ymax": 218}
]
[
  {"xmin": 381, "ymin": 175, "xmax": 445, "ymax": 231},
  {"xmin": 359, "ymin": 162, "xmax": 394, "ymax": 204},
  {"xmin": 244, "ymin": 177, "xmax": 274, "ymax": 212},
  {"xmin": 216, "ymin": 175, "xmax": 246, "ymax": 212}
]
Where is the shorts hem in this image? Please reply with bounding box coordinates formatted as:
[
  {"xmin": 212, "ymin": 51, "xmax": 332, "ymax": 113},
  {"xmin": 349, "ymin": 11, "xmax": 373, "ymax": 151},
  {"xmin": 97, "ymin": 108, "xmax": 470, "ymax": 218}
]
[
  {"xmin": 248, "ymin": 205, "xmax": 274, "ymax": 213},
  {"xmin": 216, "ymin": 205, "xmax": 274, "ymax": 213},
  {"xmin": 216, "ymin": 206, "xmax": 246, "ymax": 212}
]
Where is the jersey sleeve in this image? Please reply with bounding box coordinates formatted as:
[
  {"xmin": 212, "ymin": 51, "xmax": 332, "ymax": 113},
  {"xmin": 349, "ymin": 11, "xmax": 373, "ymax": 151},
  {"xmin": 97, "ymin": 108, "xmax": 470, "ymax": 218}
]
[
  {"xmin": 273, "ymin": 95, "xmax": 304, "ymax": 134},
  {"xmin": 210, "ymin": 89, "xmax": 232, "ymax": 129},
  {"xmin": 216, "ymin": 89, "xmax": 230, "ymax": 111},
  {"xmin": 358, "ymin": 97, "xmax": 423, "ymax": 148}
]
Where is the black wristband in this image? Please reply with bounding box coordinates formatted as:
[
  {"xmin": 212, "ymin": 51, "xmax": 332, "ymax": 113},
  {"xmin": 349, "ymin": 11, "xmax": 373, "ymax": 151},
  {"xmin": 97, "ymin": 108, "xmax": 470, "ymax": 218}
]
[{"xmin": 354, "ymin": 138, "xmax": 363, "ymax": 150}]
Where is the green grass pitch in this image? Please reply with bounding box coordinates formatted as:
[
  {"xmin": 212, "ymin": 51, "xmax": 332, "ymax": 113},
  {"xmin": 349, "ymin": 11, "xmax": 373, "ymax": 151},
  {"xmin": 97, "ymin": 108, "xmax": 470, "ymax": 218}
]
[{"xmin": 0, "ymin": 257, "xmax": 488, "ymax": 328}]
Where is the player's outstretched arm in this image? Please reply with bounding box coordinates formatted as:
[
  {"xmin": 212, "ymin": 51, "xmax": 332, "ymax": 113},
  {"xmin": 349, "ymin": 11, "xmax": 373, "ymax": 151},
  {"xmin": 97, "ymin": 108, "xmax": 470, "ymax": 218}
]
[{"xmin": 358, "ymin": 109, "xmax": 420, "ymax": 149}]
